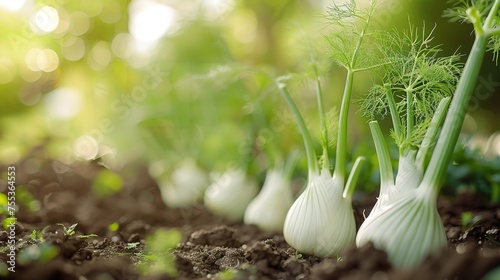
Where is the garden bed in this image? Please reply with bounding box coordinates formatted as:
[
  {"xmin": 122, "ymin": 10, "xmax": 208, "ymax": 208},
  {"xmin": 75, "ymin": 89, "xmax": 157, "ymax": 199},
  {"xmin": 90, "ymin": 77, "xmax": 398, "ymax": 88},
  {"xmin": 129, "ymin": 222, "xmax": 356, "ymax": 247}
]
[{"xmin": 1, "ymin": 150, "xmax": 499, "ymax": 280}]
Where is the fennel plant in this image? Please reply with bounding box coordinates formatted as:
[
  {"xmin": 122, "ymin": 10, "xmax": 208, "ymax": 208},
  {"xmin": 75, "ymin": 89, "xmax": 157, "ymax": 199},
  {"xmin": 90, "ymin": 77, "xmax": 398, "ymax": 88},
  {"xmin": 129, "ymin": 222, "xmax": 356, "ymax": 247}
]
[
  {"xmin": 278, "ymin": 0, "xmax": 386, "ymax": 257},
  {"xmin": 356, "ymin": 0, "xmax": 500, "ymax": 268}
]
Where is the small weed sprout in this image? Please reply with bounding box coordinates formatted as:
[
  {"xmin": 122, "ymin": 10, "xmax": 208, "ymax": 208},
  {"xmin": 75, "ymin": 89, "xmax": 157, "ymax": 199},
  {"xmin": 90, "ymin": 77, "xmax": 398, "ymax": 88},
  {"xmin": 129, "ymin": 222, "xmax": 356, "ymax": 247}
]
[
  {"xmin": 57, "ymin": 223, "xmax": 77, "ymax": 236},
  {"xmin": 461, "ymin": 211, "xmax": 482, "ymax": 231},
  {"xmin": 126, "ymin": 242, "xmax": 141, "ymax": 249},
  {"xmin": 56, "ymin": 223, "xmax": 97, "ymax": 239}
]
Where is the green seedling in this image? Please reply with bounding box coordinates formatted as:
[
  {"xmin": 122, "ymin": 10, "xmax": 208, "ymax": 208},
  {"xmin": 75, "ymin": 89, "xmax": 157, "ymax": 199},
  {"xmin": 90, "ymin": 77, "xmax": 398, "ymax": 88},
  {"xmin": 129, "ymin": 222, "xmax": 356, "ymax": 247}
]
[
  {"xmin": 56, "ymin": 223, "xmax": 97, "ymax": 239},
  {"xmin": 30, "ymin": 228, "xmax": 47, "ymax": 242},
  {"xmin": 57, "ymin": 223, "xmax": 77, "ymax": 236},
  {"xmin": 137, "ymin": 228, "xmax": 181, "ymax": 277},
  {"xmin": 461, "ymin": 211, "xmax": 482, "ymax": 231},
  {"xmin": 126, "ymin": 242, "xmax": 141, "ymax": 249}
]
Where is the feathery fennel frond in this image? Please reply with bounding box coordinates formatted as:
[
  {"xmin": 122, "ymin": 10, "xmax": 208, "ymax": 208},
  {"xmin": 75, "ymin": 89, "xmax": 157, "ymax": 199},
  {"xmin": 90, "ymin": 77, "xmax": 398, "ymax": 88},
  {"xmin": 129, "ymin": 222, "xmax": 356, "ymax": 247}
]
[
  {"xmin": 489, "ymin": 35, "xmax": 500, "ymax": 63},
  {"xmin": 312, "ymin": 107, "xmax": 339, "ymax": 153},
  {"xmin": 444, "ymin": 0, "xmax": 494, "ymax": 24},
  {"xmin": 359, "ymin": 84, "xmax": 390, "ymax": 120},
  {"xmin": 324, "ymin": 0, "xmax": 385, "ymax": 71},
  {"xmin": 326, "ymin": 0, "xmax": 358, "ymax": 24},
  {"xmin": 444, "ymin": 0, "xmax": 500, "ymax": 63},
  {"xmin": 361, "ymin": 25, "xmax": 462, "ymax": 151},
  {"xmin": 391, "ymin": 120, "xmax": 432, "ymax": 151}
]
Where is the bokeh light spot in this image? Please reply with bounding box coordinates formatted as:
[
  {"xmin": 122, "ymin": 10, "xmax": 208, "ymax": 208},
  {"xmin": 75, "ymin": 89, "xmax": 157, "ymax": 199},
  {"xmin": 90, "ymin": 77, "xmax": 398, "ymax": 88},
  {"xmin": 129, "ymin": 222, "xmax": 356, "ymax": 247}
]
[
  {"xmin": 38, "ymin": 49, "xmax": 59, "ymax": 72},
  {"xmin": 202, "ymin": 0, "xmax": 233, "ymax": 20},
  {"xmin": 25, "ymin": 48, "xmax": 59, "ymax": 72},
  {"xmin": 54, "ymin": 8, "xmax": 70, "ymax": 34},
  {"xmin": 88, "ymin": 41, "xmax": 112, "ymax": 71},
  {"xmin": 44, "ymin": 88, "xmax": 83, "ymax": 120},
  {"xmin": 73, "ymin": 135, "xmax": 99, "ymax": 160},
  {"xmin": 19, "ymin": 66, "xmax": 42, "ymax": 82},
  {"xmin": 129, "ymin": 1, "xmax": 176, "ymax": 43},
  {"xmin": 79, "ymin": 0, "xmax": 102, "ymax": 17},
  {"xmin": 62, "ymin": 36, "xmax": 86, "ymax": 61},
  {"xmin": 30, "ymin": 6, "xmax": 59, "ymax": 34},
  {"xmin": 0, "ymin": 0, "xmax": 26, "ymax": 12},
  {"xmin": 111, "ymin": 33, "xmax": 133, "ymax": 59},
  {"xmin": 92, "ymin": 41, "xmax": 112, "ymax": 66},
  {"xmin": 25, "ymin": 48, "xmax": 42, "ymax": 72},
  {"xmin": 18, "ymin": 84, "xmax": 42, "ymax": 106},
  {"xmin": 100, "ymin": 0, "xmax": 122, "ymax": 24},
  {"xmin": 69, "ymin": 11, "xmax": 90, "ymax": 36}
]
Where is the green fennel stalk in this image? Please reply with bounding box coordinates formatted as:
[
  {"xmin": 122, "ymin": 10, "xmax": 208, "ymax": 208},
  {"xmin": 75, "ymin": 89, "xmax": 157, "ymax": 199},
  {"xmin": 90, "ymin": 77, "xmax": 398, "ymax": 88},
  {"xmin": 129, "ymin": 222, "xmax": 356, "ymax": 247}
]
[{"xmin": 423, "ymin": 0, "xmax": 500, "ymax": 190}]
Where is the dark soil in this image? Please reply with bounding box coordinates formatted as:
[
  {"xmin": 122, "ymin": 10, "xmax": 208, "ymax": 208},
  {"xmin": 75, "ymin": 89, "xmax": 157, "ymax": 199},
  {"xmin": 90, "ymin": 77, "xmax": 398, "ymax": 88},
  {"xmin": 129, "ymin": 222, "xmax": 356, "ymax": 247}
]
[{"xmin": 1, "ymin": 148, "xmax": 500, "ymax": 280}]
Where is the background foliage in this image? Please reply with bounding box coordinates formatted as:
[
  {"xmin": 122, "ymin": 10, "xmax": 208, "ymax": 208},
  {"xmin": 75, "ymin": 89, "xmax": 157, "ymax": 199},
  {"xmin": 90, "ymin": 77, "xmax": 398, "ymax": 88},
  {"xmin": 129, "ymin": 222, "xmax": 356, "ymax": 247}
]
[{"xmin": 0, "ymin": 0, "xmax": 499, "ymax": 197}]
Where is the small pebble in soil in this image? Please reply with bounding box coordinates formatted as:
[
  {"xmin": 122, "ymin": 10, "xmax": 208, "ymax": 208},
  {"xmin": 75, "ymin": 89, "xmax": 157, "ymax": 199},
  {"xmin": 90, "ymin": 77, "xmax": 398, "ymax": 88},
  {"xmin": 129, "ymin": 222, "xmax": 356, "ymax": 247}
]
[
  {"xmin": 456, "ymin": 243, "xmax": 467, "ymax": 254},
  {"xmin": 486, "ymin": 228, "xmax": 499, "ymax": 235},
  {"xmin": 447, "ymin": 226, "xmax": 461, "ymax": 240}
]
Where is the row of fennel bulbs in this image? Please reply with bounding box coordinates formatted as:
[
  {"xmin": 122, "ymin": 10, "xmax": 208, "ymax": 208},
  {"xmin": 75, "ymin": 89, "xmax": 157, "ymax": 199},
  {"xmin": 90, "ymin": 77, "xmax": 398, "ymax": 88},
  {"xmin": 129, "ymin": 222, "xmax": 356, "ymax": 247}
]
[{"xmin": 149, "ymin": 0, "xmax": 500, "ymax": 269}]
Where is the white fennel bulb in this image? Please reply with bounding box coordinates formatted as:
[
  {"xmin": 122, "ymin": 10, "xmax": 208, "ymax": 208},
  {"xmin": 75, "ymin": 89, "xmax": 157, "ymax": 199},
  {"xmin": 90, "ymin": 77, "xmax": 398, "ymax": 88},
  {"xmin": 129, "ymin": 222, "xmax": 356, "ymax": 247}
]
[
  {"xmin": 356, "ymin": 186, "xmax": 447, "ymax": 268},
  {"xmin": 244, "ymin": 169, "xmax": 293, "ymax": 233},
  {"xmin": 394, "ymin": 153, "xmax": 422, "ymax": 191},
  {"xmin": 204, "ymin": 169, "xmax": 259, "ymax": 221},
  {"xmin": 371, "ymin": 153, "xmax": 422, "ymax": 215},
  {"xmin": 360, "ymin": 121, "xmax": 448, "ymax": 268},
  {"xmin": 283, "ymin": 169, "xmax": 356, "ymax": 258},
  {"xmin": 153, "ymin": 161, "xmax": 208, "ymax": 208}
]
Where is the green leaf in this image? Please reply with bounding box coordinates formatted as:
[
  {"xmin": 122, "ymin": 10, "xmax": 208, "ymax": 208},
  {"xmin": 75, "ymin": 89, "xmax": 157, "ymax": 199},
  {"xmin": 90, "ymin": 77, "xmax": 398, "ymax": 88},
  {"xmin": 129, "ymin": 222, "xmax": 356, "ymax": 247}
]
[
  {"xmin": 126, "ymin": 242, "xmax": 140, "ymax": 249},
  {"xmin": 138, "ymin": 228, "xmax": 182, "ymax": 277},
  {"xmin": 362, "ymin": 24, "xmax": 462, "ymax": 151},
  {"xmin": 18, "ymin": 243, "xmax": 59, "ymax": 265},
  {"xmin": 57, "ymin": 223, "xmax": 77, "ymax": 236},
  {"xmin": 444, "ymin": 0, "xmax": 494, "ymax": 24},
  {"xmin": 324, "ymin": 0, "xmax": 386, "ymax": 71},
  {"xmin": 2, "ymin": 217, "xmax": 16, "ymax": 230},
  {"xmin": 78, "ymin": 234, "xmax": 98, "ymax": 239},
  {"xmin": 0, "ymin": 193, "xmax": 7, "ymax": 215},
  {"xmin": 108, "ymin": 222, "xmax": 120, "ymax": 232},
  {"xmin": 92, "ymin": 169, "xmax": 124, "ymax": 198}
]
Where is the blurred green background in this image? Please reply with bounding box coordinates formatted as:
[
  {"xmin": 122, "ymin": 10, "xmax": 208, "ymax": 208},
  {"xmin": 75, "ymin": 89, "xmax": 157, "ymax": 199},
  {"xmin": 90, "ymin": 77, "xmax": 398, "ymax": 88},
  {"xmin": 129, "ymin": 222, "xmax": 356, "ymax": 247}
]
[{"xmin": 0, "ymin": 0, "xmax": 499, "ymax": 189}]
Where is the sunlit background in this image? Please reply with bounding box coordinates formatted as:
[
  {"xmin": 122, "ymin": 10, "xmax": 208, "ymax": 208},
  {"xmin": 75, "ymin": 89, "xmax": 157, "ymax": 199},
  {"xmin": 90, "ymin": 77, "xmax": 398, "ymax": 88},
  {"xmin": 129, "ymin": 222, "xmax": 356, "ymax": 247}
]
[{"xmin": 0, "ymin": 0, "xmax": 499, "ymax": 174}]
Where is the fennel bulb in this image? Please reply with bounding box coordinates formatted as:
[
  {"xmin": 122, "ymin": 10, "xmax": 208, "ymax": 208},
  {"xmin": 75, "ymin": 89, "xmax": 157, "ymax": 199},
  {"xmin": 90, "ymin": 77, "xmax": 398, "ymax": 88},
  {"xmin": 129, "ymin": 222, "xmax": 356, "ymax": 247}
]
[
  {"xmin": 283, "ymin": 169, "xmax": 356, "ymax": 258},
  {"xmin": 358, "ymin": 0, "xmax": 500, "ymax": 267},
  {"xmin": 356, "ymin": 187, "xmax": 447, "ymax": 268},
  {"xmin": 244, "ymin": 169, "xmax": 293, "ymax": 233},
  {"xmin": 370, "ymin": 153, "xmax": 423, "ymax": 215},
  {"xmin": 154, "ymin": 161, "xmax": 208, "ymax": 208},
  {"xmin": 204, "ymin": 169, "xmax": 259, "ymax": 221},
  {"xmin": 275, "ymin": 0, "xmax": 380, "ymax": 258}
]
